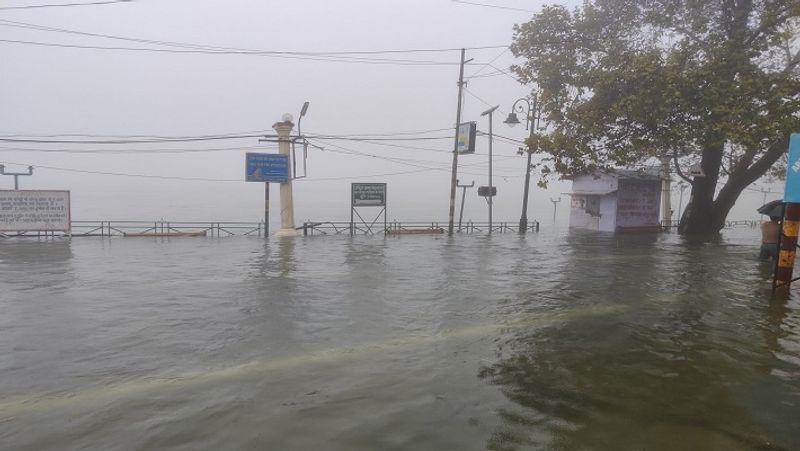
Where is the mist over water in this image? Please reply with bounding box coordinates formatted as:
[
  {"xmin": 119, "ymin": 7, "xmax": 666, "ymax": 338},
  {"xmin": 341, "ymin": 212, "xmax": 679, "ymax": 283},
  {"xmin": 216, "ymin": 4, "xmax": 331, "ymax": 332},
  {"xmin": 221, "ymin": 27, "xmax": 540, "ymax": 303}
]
[{"xmin": 1, "ymin": 229, "xmax": 798, "ymax": 450}]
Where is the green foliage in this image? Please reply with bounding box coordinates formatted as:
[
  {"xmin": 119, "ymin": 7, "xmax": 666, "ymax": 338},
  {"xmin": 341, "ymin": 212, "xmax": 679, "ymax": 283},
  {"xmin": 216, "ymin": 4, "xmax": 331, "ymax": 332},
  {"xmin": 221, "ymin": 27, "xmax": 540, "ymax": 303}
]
[{"xmin": 511, "ymin": 0, "xmax": 800, "ymax": 184}]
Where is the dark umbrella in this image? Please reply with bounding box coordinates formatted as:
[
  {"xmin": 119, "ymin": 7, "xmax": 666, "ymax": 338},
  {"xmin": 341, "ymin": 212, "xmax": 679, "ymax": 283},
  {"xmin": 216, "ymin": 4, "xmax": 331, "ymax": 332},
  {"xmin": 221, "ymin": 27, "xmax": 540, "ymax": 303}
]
[{"xmin": 757, "ymin": 199, "xmax": 784, "ymax": 217}]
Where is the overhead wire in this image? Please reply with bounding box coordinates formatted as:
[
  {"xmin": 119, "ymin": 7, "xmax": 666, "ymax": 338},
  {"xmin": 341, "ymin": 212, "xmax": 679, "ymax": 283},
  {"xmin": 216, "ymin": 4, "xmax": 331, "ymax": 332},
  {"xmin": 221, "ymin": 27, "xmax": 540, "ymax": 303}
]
[
  {"xmin": 450, "ymin": 0, "xmax": 536, "ymax": 13},
  {"xmin": 487, "ymin": 63, "xmax": 521, "ymax": 83},
  {"xmin": 0, "ymin": 145, "xmax": 277, "ymax": 154},
  {"xmin": 0, "ymin": 19, "xmax": 507, "ymax": 56},
  {"xmin": 0, "ymin": 39, "xmax": 472, "ymax": 64},
  {"xmin": 466, "ymin": 46, "xmax": 509, "ymax": 80},
  {"xmin": 306, "ymin": 138, "xmax": 522, "ymax": 177},
  {"xmin": 0, "ymin": 0, "xmax": 131, "ymax": 10},
  {"xmin": 0, "ymin": 19, "xmax": 506, "ymax": 65}
]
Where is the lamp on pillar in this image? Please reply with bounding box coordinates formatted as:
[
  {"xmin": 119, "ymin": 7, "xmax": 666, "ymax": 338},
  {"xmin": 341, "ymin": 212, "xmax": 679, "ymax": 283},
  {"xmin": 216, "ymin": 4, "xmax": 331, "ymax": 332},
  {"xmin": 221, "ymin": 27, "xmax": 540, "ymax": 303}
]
[
  {"xmin": 274, "ymin": 114, "xmax": 297, "ymax": 237},
  {"xmin": 504, "ymin": 94, "xmax": 541, "ymax": 234}
]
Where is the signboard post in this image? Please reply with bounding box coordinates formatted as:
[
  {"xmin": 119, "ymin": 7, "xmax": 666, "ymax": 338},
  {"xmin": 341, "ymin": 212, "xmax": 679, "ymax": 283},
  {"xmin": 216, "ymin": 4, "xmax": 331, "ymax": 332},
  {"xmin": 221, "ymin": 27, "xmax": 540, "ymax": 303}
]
[
  {"xmin": 246, "ymin": 153, "xmax": 290, "ymax": 183},
  {"xmin": 457, "ymin": 122, "xmax": 477, "ymax": 155},
  {"xmin": 0, "ymin": 190, "xmax": 71, "ymax": 236},
  {"xmin": 246, "ymin": 152, "xmax": 292, "ymax": 236},
  {"xmin": 350, "ymin": 183, "xmax": 387, "ymax": 236}
]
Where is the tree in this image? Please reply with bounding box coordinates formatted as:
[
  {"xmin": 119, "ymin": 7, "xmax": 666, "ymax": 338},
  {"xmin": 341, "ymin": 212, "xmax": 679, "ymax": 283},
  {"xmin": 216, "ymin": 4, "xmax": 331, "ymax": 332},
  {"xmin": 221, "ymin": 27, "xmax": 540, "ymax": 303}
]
[{"xmin": 511, "ymin": 0, "xmax": 800, "ymax": 235}]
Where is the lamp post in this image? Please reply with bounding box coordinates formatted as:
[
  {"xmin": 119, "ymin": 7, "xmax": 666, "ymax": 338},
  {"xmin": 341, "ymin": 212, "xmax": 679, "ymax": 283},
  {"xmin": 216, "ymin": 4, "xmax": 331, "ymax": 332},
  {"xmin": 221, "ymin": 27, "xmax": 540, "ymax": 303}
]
[
  {"xmin": 481, "ymin": 105, "xmax": 500, "ymax": 234},
  {"xmin": 504, "ymin": 95, "xmax": 540, "ymax": 234}
]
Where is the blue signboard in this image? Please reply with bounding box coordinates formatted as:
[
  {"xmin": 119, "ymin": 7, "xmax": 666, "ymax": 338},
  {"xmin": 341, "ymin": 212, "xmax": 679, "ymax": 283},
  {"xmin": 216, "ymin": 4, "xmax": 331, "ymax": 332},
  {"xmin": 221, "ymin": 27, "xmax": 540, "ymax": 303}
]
[
  {"xmin": 784, "ymin": 134, "xmax": 800, "ymax": 203},
  {"xmin": 246, "ymin": 152, "xmax": 290, "ymax": 183}
]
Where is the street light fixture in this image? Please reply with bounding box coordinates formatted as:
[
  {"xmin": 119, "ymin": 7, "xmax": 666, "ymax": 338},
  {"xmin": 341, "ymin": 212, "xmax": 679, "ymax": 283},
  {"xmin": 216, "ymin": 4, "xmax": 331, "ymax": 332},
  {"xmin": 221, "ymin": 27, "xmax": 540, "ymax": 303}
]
[
  {"xmin": 505, "ymin": 95, "xmax": 540, "ymax": 233},
  {"xmin": 481, "ymin": 105, "xmax": 500, "ymax": 234},
  {"xmin": 503, "ymin": 112, "xmax": 521, "ymax": 128}
]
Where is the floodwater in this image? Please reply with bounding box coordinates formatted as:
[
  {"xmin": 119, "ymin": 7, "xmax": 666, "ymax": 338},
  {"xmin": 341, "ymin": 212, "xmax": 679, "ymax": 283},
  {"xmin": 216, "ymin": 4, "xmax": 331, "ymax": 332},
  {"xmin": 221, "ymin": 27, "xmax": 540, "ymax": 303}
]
[{"xmin": 0, "ymin": 230, "xmax": 798, "ymax": 450}]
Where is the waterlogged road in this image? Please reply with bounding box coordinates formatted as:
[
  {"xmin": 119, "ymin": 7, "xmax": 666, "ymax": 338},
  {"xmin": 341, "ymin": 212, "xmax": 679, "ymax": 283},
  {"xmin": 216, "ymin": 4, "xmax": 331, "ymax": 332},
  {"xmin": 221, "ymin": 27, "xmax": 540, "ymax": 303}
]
[{"xmin": 0, "ymin": 231, "xmax": 798, "ymax": 450}]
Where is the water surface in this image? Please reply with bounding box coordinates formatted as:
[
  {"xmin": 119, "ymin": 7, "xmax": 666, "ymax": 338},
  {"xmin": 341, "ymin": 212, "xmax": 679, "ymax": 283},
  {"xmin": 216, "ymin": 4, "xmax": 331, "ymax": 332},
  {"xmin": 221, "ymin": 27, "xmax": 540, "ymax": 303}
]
[{"xmin": 0, "ymin": 230, "xmax": 798, "ymax": 450}]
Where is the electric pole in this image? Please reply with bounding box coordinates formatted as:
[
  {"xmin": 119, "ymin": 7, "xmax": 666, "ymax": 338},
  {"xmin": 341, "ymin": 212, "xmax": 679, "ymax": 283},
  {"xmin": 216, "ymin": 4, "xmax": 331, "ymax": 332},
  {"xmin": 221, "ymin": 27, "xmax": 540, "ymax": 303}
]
[{"xmin": 448, "ymin": 49, "xmax": 470, "ymax": 236}]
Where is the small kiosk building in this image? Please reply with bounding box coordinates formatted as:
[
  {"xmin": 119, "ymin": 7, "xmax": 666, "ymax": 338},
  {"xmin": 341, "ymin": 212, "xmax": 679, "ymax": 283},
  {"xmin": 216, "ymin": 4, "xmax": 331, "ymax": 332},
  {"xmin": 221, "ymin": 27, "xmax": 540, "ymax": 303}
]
[{"xmin": 569, "ymin": 170, "xmax": 662, "ymax": 232}]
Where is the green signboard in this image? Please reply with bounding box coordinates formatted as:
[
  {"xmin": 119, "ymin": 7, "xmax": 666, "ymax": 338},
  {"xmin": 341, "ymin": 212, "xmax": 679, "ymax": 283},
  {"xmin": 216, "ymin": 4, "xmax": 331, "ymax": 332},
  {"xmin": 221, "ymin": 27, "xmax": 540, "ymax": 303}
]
[{"xmin": 352, "ymin": 183, "xmax": 386, "ymax": 207}]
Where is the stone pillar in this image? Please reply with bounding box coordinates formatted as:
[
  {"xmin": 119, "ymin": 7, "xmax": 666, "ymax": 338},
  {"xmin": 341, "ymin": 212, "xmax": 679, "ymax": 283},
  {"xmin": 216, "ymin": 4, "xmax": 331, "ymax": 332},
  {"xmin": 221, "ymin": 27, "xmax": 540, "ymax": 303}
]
[{"xmin": 273, "ymin": 118, "xmax": 297, "ymax": 237}]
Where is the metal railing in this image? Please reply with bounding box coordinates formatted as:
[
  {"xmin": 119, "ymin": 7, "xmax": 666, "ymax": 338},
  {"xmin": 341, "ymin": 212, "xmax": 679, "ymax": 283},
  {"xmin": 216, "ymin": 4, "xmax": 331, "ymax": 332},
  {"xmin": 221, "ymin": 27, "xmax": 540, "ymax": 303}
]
[
  {"xmin": 660, "ymin": 219, "xmax": 763, "ymax": 231},
  {"xmin": 301, "ymin": 220, "xmax": 541, "ymax": 236},
  {"xmin": 0, "ymin": 219, "xmax": 541, "ymax": 238}
]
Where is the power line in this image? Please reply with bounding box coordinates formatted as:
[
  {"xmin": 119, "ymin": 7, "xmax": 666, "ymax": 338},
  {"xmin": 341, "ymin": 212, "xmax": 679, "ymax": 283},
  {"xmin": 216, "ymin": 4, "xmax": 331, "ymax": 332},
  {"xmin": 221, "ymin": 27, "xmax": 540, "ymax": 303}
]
[
  {"xmin": 0, "ymin": 160, "xmax": 241, "ymax": 182},
  {"xmin": 0, "ymin": 39, "xmax": 473, "ymax": 65},
  {"xmin": 464, "ymin": 88, "xmax": 508, "ymax": 116},
  {"xmin": 303, "ymin": 127, "xmax": 453, "ymax": 137},
  {"xmin": 0, "ymin": 19, "xmax": 507, "ymax": 56},
  {"xmin": 307, "ymin": 138, "xmax": 520, "ymax": 177},
  {"xmin": 306, "ymin": 135, "xmax": 452, "ymax": 142},
  {"xmin": 0, "ymin": 0, "xmax": 131, "ymax": 10},
  {"xmin": 467, "ymin": 46, "xmax": 509, "ymax": 79},
  {"xmin": 0, "ymin": 145, "xmax": 277, "ymax": 154},
  {"xmin": 0, "ymin": 134, "xmax": 266, "ymax": 144},
  {"xmin": 451, "ymin": 0, "xmax": 536, "ymax": 13},
  {"xmin": 0, "ymin": 19, "xmax": 506, "ymax": 65},
  {"xmin": 487, "ymin": 63, "xmax": 521, "ymax": 83}
]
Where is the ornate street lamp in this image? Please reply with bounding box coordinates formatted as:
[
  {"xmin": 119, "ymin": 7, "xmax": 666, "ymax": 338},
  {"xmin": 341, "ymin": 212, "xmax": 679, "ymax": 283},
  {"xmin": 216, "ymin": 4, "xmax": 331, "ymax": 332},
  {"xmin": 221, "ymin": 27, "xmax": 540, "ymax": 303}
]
[{"xmin": 505, "ymin": 95, "xmax": 540, "ymax": 233}]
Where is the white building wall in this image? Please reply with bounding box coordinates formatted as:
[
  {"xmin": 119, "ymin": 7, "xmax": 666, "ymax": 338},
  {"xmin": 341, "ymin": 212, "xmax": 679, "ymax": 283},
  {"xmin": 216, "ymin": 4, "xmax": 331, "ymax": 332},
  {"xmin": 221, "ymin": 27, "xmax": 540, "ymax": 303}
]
[
  {"xmin": 571, "ymin": 174, "xmax": 618, "ymax": 194},
  {"xmin": 570, "ymin": 195, "xmax": 596, "ymax": 230},
  {"xmin": 598, "ymin": 195, "xmax": 617, "ymax": 232},
  {"xmin": 569, "ymin": 174, "xmax": 619, "ymax": 231}
]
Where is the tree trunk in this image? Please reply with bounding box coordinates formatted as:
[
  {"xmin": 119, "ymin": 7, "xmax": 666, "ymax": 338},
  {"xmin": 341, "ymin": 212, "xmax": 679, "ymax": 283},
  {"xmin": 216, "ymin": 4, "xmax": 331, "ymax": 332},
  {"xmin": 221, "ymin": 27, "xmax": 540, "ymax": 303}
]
[
  {"xmin": 678, "ymin": 143, "xmax": 725, "ymax": 236},
  {"xmin": 678, "ymin": 136, "xmax": 789, "ymax": 236}
]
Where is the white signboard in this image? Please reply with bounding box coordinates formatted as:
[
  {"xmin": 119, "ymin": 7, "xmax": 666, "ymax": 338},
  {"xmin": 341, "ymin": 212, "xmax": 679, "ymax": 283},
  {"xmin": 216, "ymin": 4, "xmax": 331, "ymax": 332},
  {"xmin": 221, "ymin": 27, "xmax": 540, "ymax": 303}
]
[
  {"xmin": 352, "ymin": 183, "xmax": 386, "ymax": 207},
  {"xmin": 0, "ymin": 190, "xmax": 71, "ymax": 232}
]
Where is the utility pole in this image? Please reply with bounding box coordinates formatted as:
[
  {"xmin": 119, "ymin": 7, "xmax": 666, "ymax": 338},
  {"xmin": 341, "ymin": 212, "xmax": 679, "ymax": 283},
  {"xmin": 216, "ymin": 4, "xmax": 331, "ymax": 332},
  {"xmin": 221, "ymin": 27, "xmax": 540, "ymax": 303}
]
[
  {"xmin": 0, "ymin": 165, "xmax": 33, "ymax": 190},
  {"xmin": 550, "ymin": 197, "xmax": 561, "ymax": 223},
  {"xmin": 456, "ymin": 179, "xmax": 474, "ymax": 231},
  {"xmin": 448, "ymin": 49, "xmax": 470, "ymax": 236},
  {"xmin": 274, "ymin": 115, "xmax": 297, "ymax": 237},
  {"xmin": 481, "ymin": 105, "xmax": 499, "ymax": 234}
]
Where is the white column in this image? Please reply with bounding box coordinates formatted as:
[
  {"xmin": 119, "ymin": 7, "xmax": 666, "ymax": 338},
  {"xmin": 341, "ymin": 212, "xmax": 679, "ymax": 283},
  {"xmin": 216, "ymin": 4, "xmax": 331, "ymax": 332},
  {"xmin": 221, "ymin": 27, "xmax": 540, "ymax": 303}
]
[
  {"xmin": 274, "ymin": 118, "xmax": 297, "ymax": 237},
  {"xmin": 660, "ymin": 157, "xmax": 672, "ymax": 222}
]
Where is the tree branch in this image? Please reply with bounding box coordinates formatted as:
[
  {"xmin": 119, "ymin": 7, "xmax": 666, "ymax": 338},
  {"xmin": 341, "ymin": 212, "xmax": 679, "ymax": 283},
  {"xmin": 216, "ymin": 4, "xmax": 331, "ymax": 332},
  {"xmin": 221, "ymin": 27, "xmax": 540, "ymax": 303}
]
[{"xmin": 740, "ymin": 136, "xmax": 790, "ymax": 186}]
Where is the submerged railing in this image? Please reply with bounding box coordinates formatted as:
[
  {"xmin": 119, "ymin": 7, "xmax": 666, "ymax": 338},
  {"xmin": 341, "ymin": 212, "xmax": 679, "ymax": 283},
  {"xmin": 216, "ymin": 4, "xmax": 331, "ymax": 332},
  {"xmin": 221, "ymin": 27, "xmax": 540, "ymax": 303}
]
[
  {"xmin": 660, "ymin": 219, "xmax": 763, "ymax": 231},
  {"xmin": 0, "ymin": 219, "xmax": 541, "ymax": 238},
  {"xmin": 301, "ymin": 220, "xmax": 541, "ymax": 236}
]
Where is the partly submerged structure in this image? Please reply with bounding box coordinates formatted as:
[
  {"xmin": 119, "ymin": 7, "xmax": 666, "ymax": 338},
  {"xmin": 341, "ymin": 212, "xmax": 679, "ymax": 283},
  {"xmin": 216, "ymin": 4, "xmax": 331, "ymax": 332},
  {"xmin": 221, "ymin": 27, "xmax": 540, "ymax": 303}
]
[{"xmin": 569, "ymin": 169, "xmax": 662, "ymax": 232}]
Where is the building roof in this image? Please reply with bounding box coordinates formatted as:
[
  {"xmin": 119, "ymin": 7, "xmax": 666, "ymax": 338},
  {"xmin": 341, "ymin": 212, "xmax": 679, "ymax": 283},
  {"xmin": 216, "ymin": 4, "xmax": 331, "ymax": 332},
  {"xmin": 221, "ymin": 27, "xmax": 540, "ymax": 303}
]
[{"xmin": 567, "ymin": 168, "xmax": 661, "ymax": 181}]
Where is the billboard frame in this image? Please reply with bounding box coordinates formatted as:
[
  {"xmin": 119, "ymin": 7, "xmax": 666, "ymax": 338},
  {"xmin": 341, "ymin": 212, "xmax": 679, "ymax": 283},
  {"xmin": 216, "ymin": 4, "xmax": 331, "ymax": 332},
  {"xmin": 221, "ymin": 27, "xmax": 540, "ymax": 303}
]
[
  {"xmin": 350, "ymin": 183, "xmax": 387, "ymax": 235},
  {"xmin": 0, "ymin": 189, "xmax": 71, "ymax": 235}
]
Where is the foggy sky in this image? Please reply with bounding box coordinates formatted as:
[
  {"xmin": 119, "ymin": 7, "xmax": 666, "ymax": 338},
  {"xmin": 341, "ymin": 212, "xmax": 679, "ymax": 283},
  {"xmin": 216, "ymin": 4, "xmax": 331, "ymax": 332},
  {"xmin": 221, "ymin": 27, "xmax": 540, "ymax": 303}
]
[{"xmin": 0, "ymin": 0, "xmax": 782, "ymax": 227}]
